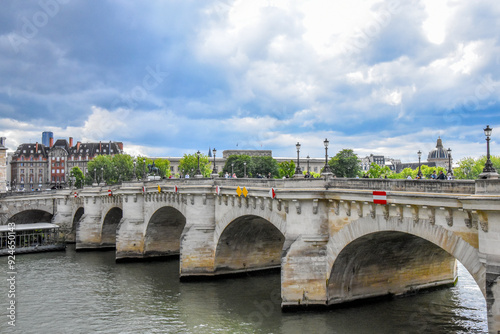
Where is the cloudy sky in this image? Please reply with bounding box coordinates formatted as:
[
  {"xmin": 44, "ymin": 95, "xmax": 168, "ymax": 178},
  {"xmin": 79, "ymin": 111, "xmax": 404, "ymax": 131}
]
[{"xmin": 0, "ymin": 0, "xmax": 499, "ymax": 162}]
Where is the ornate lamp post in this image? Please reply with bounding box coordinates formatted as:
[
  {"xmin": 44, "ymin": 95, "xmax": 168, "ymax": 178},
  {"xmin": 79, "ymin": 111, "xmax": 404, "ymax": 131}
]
[
  {"xmin": 480, "ymin": 125, "xmax": 499, "ymax": 179},
  {"xmin": 244, "ymin": 162, "xmax": 247, "ymax": 178},
  {"xmin": 483, "ymin": 125, "xmax": 496, "ymax": 172},
  {"xmin": 447, "ymin": 148, "xmax": 452, "ymax": 176},
  {"xmin": 195, "ymin": 151, "xmax": 202, "ymax": 178},
  {"xmin": 322, "ymin": 138, "xmax": 332, "ymax": 177},
  {"xmin": 211, "ymin": 148, "xmax": 218, "ymax": 178},
  {"xmin": 101, "ymin": 167, "xmax": 104, "ymax": 184},
  {"xmin": 307, "ymin": 155, "xmax": 310, "ymax": 173},
  {"xmin": 231, "ymin": 163, "xmax": 234, "ymax": 176},
  {"xmin": 417, "ymin": 150, "xmax": 422, "ymax": 178},
  {"xmin": 295, "ymin": 142, "xmax": 302, "ymax": 176}
]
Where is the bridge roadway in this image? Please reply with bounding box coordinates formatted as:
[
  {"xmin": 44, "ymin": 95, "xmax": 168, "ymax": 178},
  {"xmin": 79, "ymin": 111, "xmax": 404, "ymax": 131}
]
[{"xmin": 1, "ymin": 177, "xmax": 500, "ymax": 332}]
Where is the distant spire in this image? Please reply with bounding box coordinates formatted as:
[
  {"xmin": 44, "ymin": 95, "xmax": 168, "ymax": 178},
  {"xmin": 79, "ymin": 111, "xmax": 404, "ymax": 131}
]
[{"xmin": 208, "ymin": 147, "xmax": 212, "ymax": 157}]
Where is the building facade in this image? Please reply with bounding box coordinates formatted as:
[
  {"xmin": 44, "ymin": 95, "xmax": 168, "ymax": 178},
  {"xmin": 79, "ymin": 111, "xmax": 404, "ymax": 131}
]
[
  {"xmin": 0, "ymin": 138, "xmax": 7, "ymax": 191},
  {"xmin": 10, "ymin": 137, "xmax": 123, "ymax": 190}
]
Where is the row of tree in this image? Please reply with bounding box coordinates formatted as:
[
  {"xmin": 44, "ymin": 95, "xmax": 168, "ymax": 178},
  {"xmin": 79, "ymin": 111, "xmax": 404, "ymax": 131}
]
[{"xmin": 68, "ymin": 150, "xmax": 500, "ymax": 188}]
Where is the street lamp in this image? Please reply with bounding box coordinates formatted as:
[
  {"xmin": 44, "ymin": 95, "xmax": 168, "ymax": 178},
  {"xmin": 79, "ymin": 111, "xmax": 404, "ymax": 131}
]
[
  {"xmin": 306, "ymin": 155, "xmax": 310, "ymax": 173},
  {"xmin": 322, "ymin": 138, "xmax": 332, "ymax": 176},
  {"xmin": 195, "ymin": 151, "xmax": 202, "ymax": 178},
  {"xmin": 483, "ymin": 125, "xmax": 496, "ymax": 173},
  {"xmin": 244, "ymin": 162, "xmax": 247, "ymax": 178},
  {"xmin": 447, "ymin": 148, "xmax": 452, "ymax": 176},
  {"xmin": 101, "ymin": 167, "xmax": 104, "ymax": 184},
  {"xmin": 417, "ymin": 150, "xmax": 422, "ymax": 178},
  {"xmin": 231, "ymin": 163, "xmax": 234, "ymax": 176},
  {"xmin": 212, "ymin": 148, "xmax": 218, "ymax": 175},
  {"xmin": 295, "ymin": 142, "xmax": 302, "ymax": 176}
]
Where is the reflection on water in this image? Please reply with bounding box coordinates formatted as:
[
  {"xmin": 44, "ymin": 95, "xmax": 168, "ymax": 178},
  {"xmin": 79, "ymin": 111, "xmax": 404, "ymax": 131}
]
[{"xmin": 0, "ymin": 246, "xmax": 488, "ymax": 333}]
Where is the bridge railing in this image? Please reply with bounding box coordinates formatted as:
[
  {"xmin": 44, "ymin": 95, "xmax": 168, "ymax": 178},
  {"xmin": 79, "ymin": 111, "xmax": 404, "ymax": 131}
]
[{"xmin": 142, "ymin": 177, "xmax": 477, "ymax": 194}]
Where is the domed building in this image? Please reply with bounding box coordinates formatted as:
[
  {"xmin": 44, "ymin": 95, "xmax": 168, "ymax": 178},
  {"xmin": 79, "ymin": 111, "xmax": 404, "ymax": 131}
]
[{"xmin": 427, "ymin": 137, "xmax": 451, "ymax": 169}]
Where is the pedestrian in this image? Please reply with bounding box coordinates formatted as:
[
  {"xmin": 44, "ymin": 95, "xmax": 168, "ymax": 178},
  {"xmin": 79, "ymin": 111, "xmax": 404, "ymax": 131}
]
[
  {"xmin": 431, "ymin": 171, "xmax": 437, "ymax": 179},
  {"xmin": 436, "ymin": 171, "xmax": 446, "ymax": 180}
]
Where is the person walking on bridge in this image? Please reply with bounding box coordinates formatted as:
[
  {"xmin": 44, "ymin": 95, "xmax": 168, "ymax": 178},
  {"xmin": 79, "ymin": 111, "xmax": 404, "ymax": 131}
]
[{"xmin": 436, "ymin": 171, "xmax": 446, "ymax": 180}]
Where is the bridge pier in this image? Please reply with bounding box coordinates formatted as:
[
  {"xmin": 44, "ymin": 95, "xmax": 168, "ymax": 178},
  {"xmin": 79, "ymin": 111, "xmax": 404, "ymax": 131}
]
[
  {"xmin": 180, "ymin": 193, "xmax": 216, "ymax": 277},
  {"xmin": 281, "ymin": 236, "xmax": 329, "ymax": 308},
  {"xmin": 76, "ymin": 188, "xmax": 105, "ymax": 250},
  {"xmin": 116, "ymin": 218, "xmax": 146, "ymax": 260},
  {"xmin": 477, "ymin": 209, "xmax": 500, "ymax": 333},
  {"xmin": 76, "ymin": 214, "xmax": 104, "ymax": 249},
  {"xmin": 485, "ymin": 260, "xmax": 500, "ymax": 334},
  {"xmin": 281, "ymin": 199, "xmax": 330, "ymax": 308},
  {"xmin": 51, "ymin": 196, "xmax": 73, "ymax": 241}
]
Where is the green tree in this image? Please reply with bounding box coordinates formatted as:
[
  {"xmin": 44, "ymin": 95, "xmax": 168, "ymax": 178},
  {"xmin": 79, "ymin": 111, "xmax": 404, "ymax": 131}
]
[
  {"xmin": 111, "ymin": 154, "xmax": 134, "ymax": 183},
  {"xmin": 179, "ymin": 153, "xmax": 211, "ymax": 178},
  {"xmin": 278, "ymin": 160, "xmax": 296, "ymax": 178},
  {"xmin": 366, "ymin": 163, "xmax": 392, "ymax": 178},
  {"xmin": 328, "ymin": 149, "xmax": 361, "ymax": 178},
  {"xmin": 250, "ymin": 156, "xmax": 278, "ymax": 178},
  {"xmin": 70, "ymin": 166, "xmax": 85, "ymax": 188},
  {"xmin": 86, "ymin": 155, "xmax": 113, "ymax": 185},
  {"xmin": 453, "ymin": 156, "xmax": 500, "ymax": 179},
  {"xmin": 153, "ymin": 158, "xmax": 171, "ymax": 179},
  {"xmin": 222, "ymin": 155, "xmax": 254, "ymax": 178}
]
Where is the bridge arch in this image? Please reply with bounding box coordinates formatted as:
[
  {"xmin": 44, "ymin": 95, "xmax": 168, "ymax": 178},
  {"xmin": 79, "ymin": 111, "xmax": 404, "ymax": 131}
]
[
  {"xmin": 7, "ymin": 209, "xmax": 53, "ymax": 225},
  {"xmin": 143, "ymin": 206, "xmax": 186, "ymax": 258},
  {"xmin": 326, "ymin": 216, "xmax": 486, "ymax": 305},
  {"xmin": 101, "ymin": 207, "xmax": 123, "ymax": 248},
  {"xmin": 214, "ymin": 214, "xmax": 285, "ymax": 275}
]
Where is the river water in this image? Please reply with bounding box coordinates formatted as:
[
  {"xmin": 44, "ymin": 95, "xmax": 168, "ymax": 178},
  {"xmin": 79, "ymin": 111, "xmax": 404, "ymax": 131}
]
[{"xmin": 1, "ymin": 245, "xmax": 488, "ymax": 333}]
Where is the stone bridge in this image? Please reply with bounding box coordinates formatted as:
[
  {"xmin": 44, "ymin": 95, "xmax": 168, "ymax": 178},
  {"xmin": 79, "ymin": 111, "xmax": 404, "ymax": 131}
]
[{"xmin": 1, "ymin": 178, "xmax": 499, "ymax": 333}]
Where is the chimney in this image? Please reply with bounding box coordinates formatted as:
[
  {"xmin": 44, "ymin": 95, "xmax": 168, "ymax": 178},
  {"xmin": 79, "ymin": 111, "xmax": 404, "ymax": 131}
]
[
  {"xmin": 49, "ymin": 137, "xmax": 54, "ymax": 147},
  {"xmin": 35, "ymin": 142, "xmax": 38, "ymax": 153},
  {"xmin": 76, "ymin": 141, "xmax": 81, "ymax": 151},
  {"xmin": 69, "ymin": 137, "xmax": 73, "ymax": 147},
  {"xmin": 99, "ymin": 141, "xmax": 102, "ymax": 153}
]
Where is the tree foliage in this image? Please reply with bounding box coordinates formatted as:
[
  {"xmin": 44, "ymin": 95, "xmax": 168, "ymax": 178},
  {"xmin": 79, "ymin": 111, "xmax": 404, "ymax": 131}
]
[
  {"xmin": 453, "ymin": 156, "xmax": 500, "ymax": 179},
  {"xmin": 179, "ymin": 153, "xmax": 211, "ymax": 178},
  {"xmin": 70, "ymin": 166, "xmax": 85, "ymax": 188},
  {"xmin": 222, "ymin": 155, "xmax": 253, "ymax": 178},
  {"xmin": 328, "ymin": 149, "xmax": 361, "ymax": 178},
  {"xmin": 83, "ymin": 154, "xmax": 170, "ymax": 185},
  {"xmin": 221, "ymin": 155, "xmax": 279, "ymax": 178},
  {"xmin": 278, "ymin": 160, "xmax": 296, "ymax": 178},
  {"xmin": 252, "ymin": 156, "xmax": 279, "ymax": 178},
  {"xmin": 366, "ymin": 162, "xmax": 392, "ymax": 178}
]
